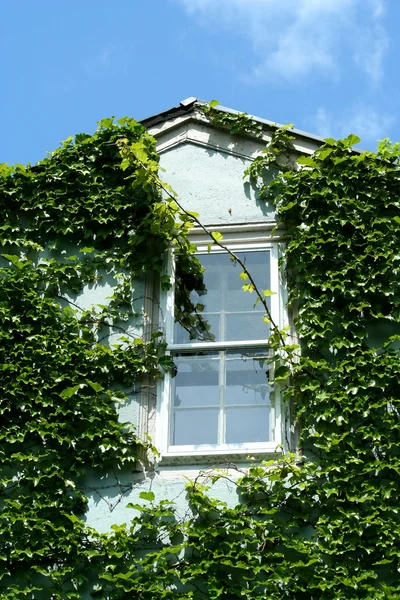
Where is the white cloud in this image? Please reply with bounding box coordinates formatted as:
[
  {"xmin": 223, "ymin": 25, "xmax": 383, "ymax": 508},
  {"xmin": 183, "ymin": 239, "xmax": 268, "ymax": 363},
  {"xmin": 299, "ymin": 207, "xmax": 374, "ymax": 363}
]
[
  {"xmin": 100, "ymin": 46, "xmax": 116, "ymax": 67},
  {"xmin": 314, "ymin": 108, "xmax": 334, "ymax": 139},
  {"xmin": 350, "ymin": 0, "xmax": 388, "ymax": 85},
  {"xmin": 82, "ymin": 45, "xmax": 127, "ymax": 79},
  {"xmin": 310, "ymin": 104, "xmax": 395, "ymax": 147},
  {"xmin": 176, "ymin": 0, "xmax": 388, "ymax": 84}
]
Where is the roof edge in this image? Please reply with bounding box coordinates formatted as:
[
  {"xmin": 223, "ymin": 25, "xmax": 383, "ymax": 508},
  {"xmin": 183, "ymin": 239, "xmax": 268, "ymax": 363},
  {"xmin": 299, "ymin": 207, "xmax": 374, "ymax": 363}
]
[{"xmin": 140, "ymin": 97, "xmax": 326, "ymax": 147}]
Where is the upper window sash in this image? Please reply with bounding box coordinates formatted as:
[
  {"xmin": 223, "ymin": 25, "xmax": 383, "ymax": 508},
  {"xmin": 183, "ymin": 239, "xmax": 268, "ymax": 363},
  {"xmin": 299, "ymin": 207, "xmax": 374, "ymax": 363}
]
[{"xmin": 166, "ymin": 241, "xmax": 280, "ymax": 350}]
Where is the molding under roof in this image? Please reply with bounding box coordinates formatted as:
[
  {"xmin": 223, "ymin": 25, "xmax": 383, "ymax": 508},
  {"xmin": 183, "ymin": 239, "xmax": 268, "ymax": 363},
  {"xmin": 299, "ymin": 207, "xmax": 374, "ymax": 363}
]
[{"xmin": 141, "ymin": 97, "xmax": 326, "ymax": 147}]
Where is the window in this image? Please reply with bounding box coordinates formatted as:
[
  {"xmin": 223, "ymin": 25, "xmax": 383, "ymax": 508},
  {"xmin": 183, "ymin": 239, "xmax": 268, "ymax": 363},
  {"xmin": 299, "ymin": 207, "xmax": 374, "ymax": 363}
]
[{"xmin": 158, "ymin": 231, "xmax": 285, "ymax": 458}]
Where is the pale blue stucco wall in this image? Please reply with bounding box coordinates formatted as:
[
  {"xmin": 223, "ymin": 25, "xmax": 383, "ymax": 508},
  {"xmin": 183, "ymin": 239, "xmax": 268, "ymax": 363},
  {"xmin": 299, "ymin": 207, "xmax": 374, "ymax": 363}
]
[{"xmin": 158, "ymin": 141, "xmax": 275, "ymax": 225}]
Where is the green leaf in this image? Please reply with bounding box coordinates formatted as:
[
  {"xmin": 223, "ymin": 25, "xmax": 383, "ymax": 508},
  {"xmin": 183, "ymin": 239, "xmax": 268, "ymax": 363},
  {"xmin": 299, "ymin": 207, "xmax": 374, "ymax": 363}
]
[
  {"xmin": 139, "ymin": 491, "xmax": 155, "ymax": 502},
  {"xmin": 211, "ymin": 231, "xmax": 223, "ymax": 243},
  {"xmin": 318, "ymin": 148, "xmax": 334, "ymax": 161},
  {"xmin": 297, "ymin": 156, "xmax": 317, "ymax": 167},
  {"xmin": 345, "ymin": 133, "xmax": 361, "ymax": 147},
  {"xmin": 97, "ymin": 117, "xmax": 114, "ymax": 128},
  {"xmin": 262, "ymin": 289, "xmax": 276, "ymax": 297},
  {"xmin": 1, "ymin": 254, "xmax": 22, "ymax": 267},
  {"xmin": 239, "ymin": 271, "xmax": 249, "ymax": 281},
  {"xmin": 209, "ymin": 99, "xmax": 221, "ymax": 108},
  {"xmin": 86, "ymin": 380, "xmax": 104, "ymax": 393},
  {"xmin": 274, "ymin": 366, "xmax": 291, "ymax": 380},
  {"xmin": 130, "ymin": 141, "xmax": 148, "ymax": 163},
  {"xmin": 60, "ymin": 385, "xmax": 81, "ymax": 399}
]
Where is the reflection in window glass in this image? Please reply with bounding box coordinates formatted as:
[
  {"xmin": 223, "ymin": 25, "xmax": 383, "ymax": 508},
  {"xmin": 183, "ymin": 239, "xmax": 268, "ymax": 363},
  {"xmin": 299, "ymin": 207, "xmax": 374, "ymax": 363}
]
[
  {"xmin": 174, "ymin": 251, "xmax": 271, "ymax": 343},
  {"xmin": 226, "ymin": 407, "xmax": 270, "ymax": 444},
  {"xmin": 173, "ymin": 409, "xmax": 218, "ymax": 445},
  {"xmin": 171, "ymin": 350, "xmax": 271, "ymax": 447}
]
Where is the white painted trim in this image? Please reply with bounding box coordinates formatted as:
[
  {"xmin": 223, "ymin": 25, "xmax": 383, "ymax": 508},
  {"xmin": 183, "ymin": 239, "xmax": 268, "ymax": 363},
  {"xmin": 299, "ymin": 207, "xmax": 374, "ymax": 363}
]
[
  {"xmin": 148, "ymin": 109, "xmax": 319, "ymax": 157},
  {"xmin": 164, "ymin": 441, "xmax": 279, "ymax": 457},
  {"xmin": 156, "ymin": 229, "xmax": 289, "ymax": 460}
]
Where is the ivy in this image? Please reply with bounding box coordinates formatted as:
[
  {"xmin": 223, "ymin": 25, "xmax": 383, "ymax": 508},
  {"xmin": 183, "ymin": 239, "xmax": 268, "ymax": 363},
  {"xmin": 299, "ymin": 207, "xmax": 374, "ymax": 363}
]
[
  {"xmin": 1, "ymin": 104, "xmax": 400, "ymax": 598},
  {"xmin": 0, "ymin": 117, "xmax": 199, "ymax": 598}
]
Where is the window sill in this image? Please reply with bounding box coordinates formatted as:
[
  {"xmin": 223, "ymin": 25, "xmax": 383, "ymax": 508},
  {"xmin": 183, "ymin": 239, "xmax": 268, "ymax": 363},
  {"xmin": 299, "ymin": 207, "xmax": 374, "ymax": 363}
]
[{"xmin": 158, "ymin": 446, "xmax": 282, "ymax": 467}]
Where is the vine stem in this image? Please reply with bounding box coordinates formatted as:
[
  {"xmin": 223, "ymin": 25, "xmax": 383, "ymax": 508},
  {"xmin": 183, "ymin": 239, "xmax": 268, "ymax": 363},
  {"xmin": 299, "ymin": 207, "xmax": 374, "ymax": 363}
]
[
  {"xmin": 118, "ymin": 141, "xmax": 323, "ymax": 385},
  {"xmin": 127, "ymin": 149, "xmax": 300, "ymax": 364}
]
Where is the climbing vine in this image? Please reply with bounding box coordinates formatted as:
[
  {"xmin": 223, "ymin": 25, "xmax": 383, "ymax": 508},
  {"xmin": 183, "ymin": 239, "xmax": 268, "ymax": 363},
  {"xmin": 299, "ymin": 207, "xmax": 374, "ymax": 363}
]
[
  {"xmin": 1, "ymin": 104, "xmax": 400, "ymax": 599},
  {"xmin": 0, "ymin": 117, "xmax": 201, "ymax": 598}
]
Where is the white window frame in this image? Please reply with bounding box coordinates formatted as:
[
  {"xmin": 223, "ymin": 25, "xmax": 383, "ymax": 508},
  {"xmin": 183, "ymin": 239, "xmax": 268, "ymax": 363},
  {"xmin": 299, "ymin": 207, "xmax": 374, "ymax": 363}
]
[{"xmin": 156, "ymin": 228, "xmax": 288, "ymax": 459}]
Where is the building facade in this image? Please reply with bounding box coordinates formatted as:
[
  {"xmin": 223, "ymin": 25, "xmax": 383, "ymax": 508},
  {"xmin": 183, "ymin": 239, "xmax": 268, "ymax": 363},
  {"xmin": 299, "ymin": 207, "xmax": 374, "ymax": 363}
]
[{"xmin": 83, "ymin": 98, "xmax": 322, "ymax": 533}]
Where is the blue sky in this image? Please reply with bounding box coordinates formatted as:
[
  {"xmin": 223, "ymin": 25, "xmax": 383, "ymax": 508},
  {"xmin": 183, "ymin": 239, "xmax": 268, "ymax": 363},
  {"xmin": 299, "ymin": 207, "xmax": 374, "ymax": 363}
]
[{"xmin": 2, "ymin": 0, "xmax": 399, "ymax": 165}]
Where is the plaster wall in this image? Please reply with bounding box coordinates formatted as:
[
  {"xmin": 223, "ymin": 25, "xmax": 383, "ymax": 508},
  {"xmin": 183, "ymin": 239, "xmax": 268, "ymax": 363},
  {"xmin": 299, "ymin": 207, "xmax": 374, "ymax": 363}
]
[
  {"xmin": 156, "ymin": 120, "xmax": 276, "ymax": 226},
  {"xmin": 84, "ymin": 465, "xmax": 241, "ymax": 533}
]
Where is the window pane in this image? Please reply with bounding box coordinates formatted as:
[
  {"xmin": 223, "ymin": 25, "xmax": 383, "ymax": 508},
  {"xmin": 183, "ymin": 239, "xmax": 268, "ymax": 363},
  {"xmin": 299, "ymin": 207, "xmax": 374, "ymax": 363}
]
[
  {"xmin": 171, "ymin": 354, "xmax": 219, "ymax": 446},
  {"xmin": 226, "ymin": 312, "xmax": 269, "ymax": 341},
  {"xmin": 174, "ymin": 250, "xmax": 271, "ymax": 343},
  {"xmin": 226, "ymin": 351, "xmax": 270, "ymax": 406},
  {"xmin": 227, "ymin": 252, "xmax": 270, "ymax": 312},
  {"xmin": 226, "ymin": 407, "xmax": 270, "ymax": 443},
  {"xmin": 173, "ymin": 409, "xmax": 219, "ymax": 445},
  {"xmin": 174, "ymin": 314, "xmax": 219, "ymax": 344},
  {"xmin": 173, "ymin": 354, "xmax": 219, "ymax": 408}
]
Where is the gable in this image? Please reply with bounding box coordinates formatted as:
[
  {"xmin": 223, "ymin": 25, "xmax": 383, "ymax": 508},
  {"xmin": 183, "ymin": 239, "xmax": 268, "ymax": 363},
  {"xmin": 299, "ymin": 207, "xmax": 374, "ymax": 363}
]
[{"xmin": 146, "ymin": 102, "xmax": 320, "ymax": 226}]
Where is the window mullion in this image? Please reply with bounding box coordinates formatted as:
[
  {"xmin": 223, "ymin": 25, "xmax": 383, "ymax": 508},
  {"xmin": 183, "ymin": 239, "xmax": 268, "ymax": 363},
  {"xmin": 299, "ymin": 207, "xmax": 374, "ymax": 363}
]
[{"xmin": 218, "ymin": 351, "xmax": 226, "ymax": 445}]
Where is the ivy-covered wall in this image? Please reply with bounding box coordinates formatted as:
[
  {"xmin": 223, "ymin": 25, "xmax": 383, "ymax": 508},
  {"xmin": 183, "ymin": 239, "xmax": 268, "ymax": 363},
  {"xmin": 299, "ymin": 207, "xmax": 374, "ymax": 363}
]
[
  {"xmin": 85, "ymin": 120, "xmax": 278, "ymax": 534},
  {"xmin": 1, "ymin": 103, "xmax": 400, "ymax": 599}
]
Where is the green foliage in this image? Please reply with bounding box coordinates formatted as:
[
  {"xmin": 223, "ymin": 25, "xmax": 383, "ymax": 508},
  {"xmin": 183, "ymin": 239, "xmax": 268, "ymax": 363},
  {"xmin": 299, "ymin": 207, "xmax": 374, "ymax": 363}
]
[
  {"xmin": 2, "ymin": 104, "xmax": 400, "ymax": 599},
  {"xmin": 0, "ymin": 117, "xmax": 199, "ymax": 598},
  {"xmin": 202, "ymin": 101, "xmax": 263, "ymax": 138}
]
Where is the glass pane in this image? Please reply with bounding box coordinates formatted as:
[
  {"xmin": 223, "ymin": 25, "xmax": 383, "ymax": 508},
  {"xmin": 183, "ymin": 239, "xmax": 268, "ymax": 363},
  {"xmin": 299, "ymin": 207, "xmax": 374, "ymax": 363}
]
[
  {"xmin": 173, "ymin": 354, "xmax": 219, "ymax": 408},
  {"xmin": 226, "ymin": 312, "xmax": 269, "ymax": 341},
  {"xmin": 174, "ymin": 250, "xmax": 271, "ymax": 343},
  {"xmin": 225, "ymin": 351, "xmax": 270, "ymax": 406},
  {"xmin": 226, "ymin": 406, "xmax": 270, "ymax": 443},
  {"xmin": 171, "ymin": 353, "xmax": 220, "ymax": 446},
  {"xmin": 170, "ymin": 350, "xmax": 272, "ymax": 448},
  {"xmin": 173, "ymin": 409, "xmax": 218, "ymax": 445},
  {"xmin": 174, "ymin": 313, "xmax": 219, "ymax": 344},
  {"xmin": 227, "ymin": 251, "xmax": 270, "ymax": 312}
]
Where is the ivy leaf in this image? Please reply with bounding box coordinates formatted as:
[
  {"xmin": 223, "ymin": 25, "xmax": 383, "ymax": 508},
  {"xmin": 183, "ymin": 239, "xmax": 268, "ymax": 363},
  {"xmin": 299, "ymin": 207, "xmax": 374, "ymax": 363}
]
[
  {"xmin": 139, "ymin": 491, "xmax": 155, "ymax": 502},
  {"xmin": 297, "ymin": 156, "xmax": 317, "ymax": 167},
  {"xmin": 274, "ymin": 366, "xmax": 291, "ymax": 381},
  {"xmin": 130, "ymin": 141, "xmax": 148, "ymax": 163},
  {"xmin": 318, "ymin": 148, "xmax": 334, "ymax": 161},
  {"xmin": 344, "ymin": 133, "xmax": 361, "ymax": 147},
  {"xmin": 211, "ymin": 232, "xmax": 223, "ymax": 243},
  {"xmin": 60, "ymin": 385, "xmax": 81, "ymax": 399},
  {"xmin": 1, "ymin": 254, "xmax": 24, "ymax": 267},
  {"xmin": 97, "ymin": 117, "xmax": 114, "ymax": 128},
  {"xmin": 86, "ymin": 380, "xmax": 104, "ymax": 393}
]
